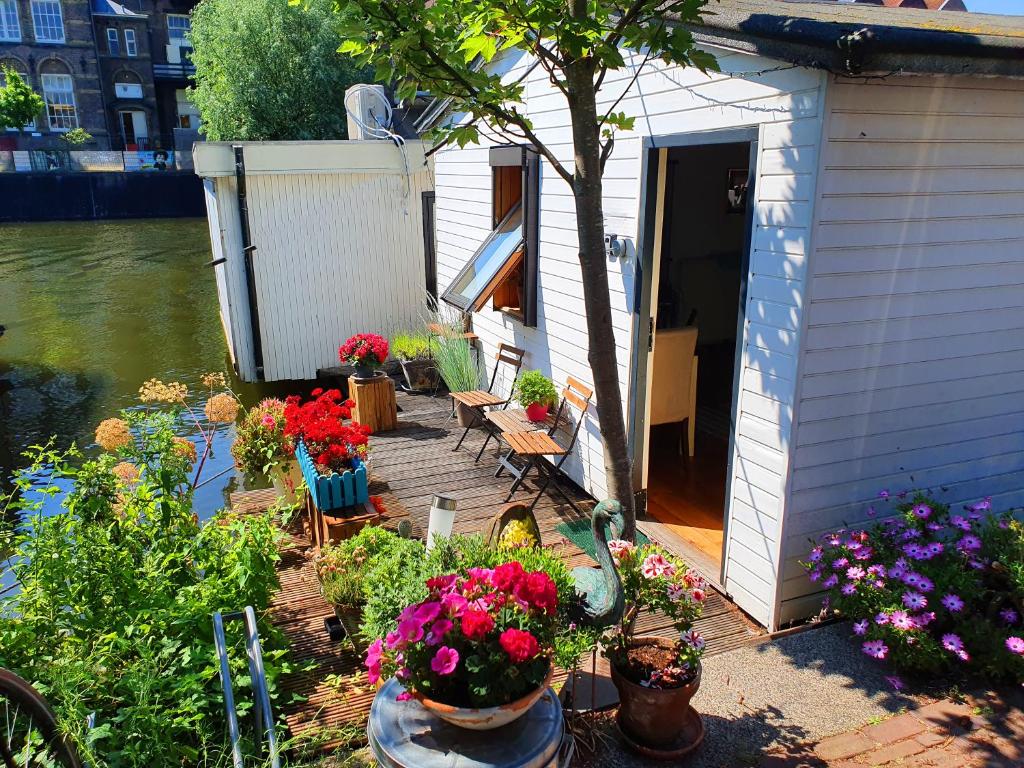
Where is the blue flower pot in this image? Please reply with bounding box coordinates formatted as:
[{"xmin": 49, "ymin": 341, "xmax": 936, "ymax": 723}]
[{"xmin": 296, "ymin": 440, "xmax": 369, "ymax": 513}]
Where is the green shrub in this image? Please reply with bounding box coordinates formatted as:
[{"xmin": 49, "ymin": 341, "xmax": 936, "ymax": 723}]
[
  {"xmin": 0, "ymin": 411, "xmax": 289, "ymax": 767},
  {"xmin": 514, "ymin": 370, "xmax": 558, "ymax": 408},
  {"xmin": 390, "ymin": 331, "xmax": 432, "ymax": 361},
  {"xmin": 804, "ymin": 492, "xmax": 1024, "ymax": 682}
]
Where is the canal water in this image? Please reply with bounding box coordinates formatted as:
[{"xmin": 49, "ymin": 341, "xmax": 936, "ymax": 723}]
[{"xmin": 0, "ymin": 218, "xmax": 281, "ymax": 518}]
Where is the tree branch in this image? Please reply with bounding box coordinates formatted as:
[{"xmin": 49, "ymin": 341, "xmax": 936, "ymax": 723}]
[{"xmin": 598, "ymin": 44, "xmax": 655, "ymax": 127}]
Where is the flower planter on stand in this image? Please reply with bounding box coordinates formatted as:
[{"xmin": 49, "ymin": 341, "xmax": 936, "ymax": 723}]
[
  {"xmin": 411, "ymin": 665, "xmax": 555, "ymax": 730},
  {"xmin": 610, "ymin": 636, "xmax": 704, "ymax": 759},
  {"xmin": 296, "ymin": 440, "xmax": 378, "ymax": 545}
]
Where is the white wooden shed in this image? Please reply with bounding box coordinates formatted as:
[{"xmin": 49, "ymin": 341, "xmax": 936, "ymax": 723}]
[
  {"xmin": 426, "ymin": 1, "xmax": 1024, "ymax": 629},
  {"xmin": 194, "ymin": 140, "xmax": 434, "ymax": 382}
]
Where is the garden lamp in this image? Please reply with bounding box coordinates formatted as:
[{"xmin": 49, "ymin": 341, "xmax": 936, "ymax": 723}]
[{"xmin": 426, "ymin": 494, "xmax": 457, "ymax": 551}]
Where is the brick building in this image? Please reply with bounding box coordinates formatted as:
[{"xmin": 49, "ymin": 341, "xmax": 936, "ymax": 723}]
[{"xmin": 0, "ymin": 0, "xmax": 198, "ymax": 151}]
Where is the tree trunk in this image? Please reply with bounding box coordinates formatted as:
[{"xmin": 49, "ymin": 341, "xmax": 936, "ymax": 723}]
[{"xmin": 564, "ymin": 60, "xmax": 636, "ymax": 541}]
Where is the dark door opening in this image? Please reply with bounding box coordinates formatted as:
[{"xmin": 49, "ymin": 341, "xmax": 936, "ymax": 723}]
[{"xmin": 645, "ymin": 140, "xmax": 751, "ymax": 571}]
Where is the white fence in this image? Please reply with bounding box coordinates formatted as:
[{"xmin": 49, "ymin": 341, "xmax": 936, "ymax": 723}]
[{"xmin": 194, "ymin": 140, "xmax": 435, "ymax": 382}]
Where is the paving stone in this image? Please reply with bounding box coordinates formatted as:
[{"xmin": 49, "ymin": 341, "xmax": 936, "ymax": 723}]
[
  {"xmin": 815, "ymin": 732, "xmax": 876, "ymax": 761},
  {"xmin": 911, "ymin": 699, "xmax": 975, "ymax": 731},
  {"xmin": 862, "ymin": 738, "xmax": 926, "ymax": 766},
  {"xmin": 862, "ymin": 713, "xmax": 927, "ymax": 745},
  {"xmin": 913, "ymin": 731, "xmax": 947, "ymax": 748}
]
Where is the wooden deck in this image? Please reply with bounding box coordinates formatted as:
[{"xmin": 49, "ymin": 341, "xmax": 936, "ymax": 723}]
[{"xmin": 231, "ymin": 388, "xmax": 764, "ymax": 751}]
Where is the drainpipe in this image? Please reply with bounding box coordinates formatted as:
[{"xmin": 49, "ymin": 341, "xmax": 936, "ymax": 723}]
[{"xmin": 233, "ymin": 144, "xmax": 265, "ymax": 380}]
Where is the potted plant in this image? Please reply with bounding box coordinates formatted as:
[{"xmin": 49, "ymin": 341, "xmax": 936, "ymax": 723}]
[
  {"xmin": 391, "ymin": 331, "xmax": 439, "ymax": 391},
  {"xmin": 602, "ymin": 540, "xmax": 708, "ymax": 751},
  {"xmin": 431, "ymin": 331, "xmax": 480, "ymax": 428},
  {"xmin": 231, "ymin": 397, "xmax": 302, "ymax": 502},
  {"xmin": 365, "ymin": 560, "xmax": 561, "ymax": 730},
  {"xmin": 284, "ymin": 388, "xmax": 371, "ymax": 511},
  {"xmin": 339, "ymin": 333, "xmax": 390, "ymax": 380},
  {"xmin": 515, "ymin": 370, "xmax": 559, "ymax": 422}
]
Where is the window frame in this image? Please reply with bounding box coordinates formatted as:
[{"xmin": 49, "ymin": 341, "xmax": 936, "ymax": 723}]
[
  {"xmin": 124, "ymin": 27, "xmax": 137, "ymax": 56},
  {"xmin": 442, "ymin": 202, "xmax": 525, "ymax": 313},
  {"xmin": 31, "ymin": 0, "xmax": 64, "ymax": 43},
  {"xmin": 106, "ymin": 27, "xmax": 120, "ymax": 55},
  {"xmin": 166, "ymin": 13, "xmax": 190, "ymax": 43},
  {"xmin": 41, "ymin": 72, "xmax": 78, "ymax": 132},
  {"xmin": 0, "ymin": 0, "xmax": 20, "ymax": 42}
]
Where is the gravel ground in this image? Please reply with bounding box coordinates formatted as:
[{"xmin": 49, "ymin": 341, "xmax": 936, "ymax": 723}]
[{"xmin": 573, "ymin": 623, "xmax": 937, "ymax": 768}]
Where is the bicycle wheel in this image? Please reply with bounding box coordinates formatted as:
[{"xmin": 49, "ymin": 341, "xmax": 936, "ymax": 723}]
[{"xmin": 0, "ymin": 669, "xmax": 82, "ymax": 768}]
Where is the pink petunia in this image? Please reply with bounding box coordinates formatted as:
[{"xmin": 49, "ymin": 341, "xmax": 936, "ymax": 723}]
[
  {"xmin": 415, "ymin": 601, "xmax": 443, "ymax": 625},
  {"xmin": 430, "ymin": 646, "xmax": 460, "ymax": 675},
  {"xmin": 426, "ymin": 619, "xmax": 453, "ymax": 646}
]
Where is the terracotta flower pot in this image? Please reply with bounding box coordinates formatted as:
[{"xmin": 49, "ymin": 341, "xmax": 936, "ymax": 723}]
[
  {"xmin": 525, "ymin": 402, "xmax": 550, "ymax": 422},
  {"xmin": 455, "ymin": 401, "xmax": 480, "ymax": 429},
  {"xmin": 411, "ymin": 665, "xmax": 554, "ymax": 731},
  {"xmin": 610, "ymin": 636, "xmax": 702, "ymax": 749},
  {"xmin": 270, "ymin": 458, "xmax": 303, "ymax": 505}
]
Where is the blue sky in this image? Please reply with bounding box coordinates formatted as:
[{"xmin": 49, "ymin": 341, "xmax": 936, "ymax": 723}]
[{"xmin": 968, "ymin": 0, "xmax": 1024, "ymax": 14}]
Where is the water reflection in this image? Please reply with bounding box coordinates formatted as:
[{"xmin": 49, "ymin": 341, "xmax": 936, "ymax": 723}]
[{"xmin": 0, "ymin": 219, "xmax": 290, "ymax": 518}]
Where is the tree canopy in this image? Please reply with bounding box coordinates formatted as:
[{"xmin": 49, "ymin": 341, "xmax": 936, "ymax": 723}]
[
  {"xmin": 334, "ymin": 0, "xmax": 714, "ymax": 535},
  {"xmin": 0, "ymin": 67, "xmax": 44, "ymax": 131},
  {"xmin": 188, "ymin": 0, "xmax": 372, "ymax": 141}
]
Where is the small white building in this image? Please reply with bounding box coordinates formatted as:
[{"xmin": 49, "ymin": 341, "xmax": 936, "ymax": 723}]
[
  {"xmin": 426, "ymin": 1, "xmax": 1024, "ymax": 629},
  {"xmin": 194, "ymin": 140, "xmax": 434, "ymax": 382}
]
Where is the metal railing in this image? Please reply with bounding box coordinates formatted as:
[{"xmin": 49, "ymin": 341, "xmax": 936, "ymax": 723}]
[{"xmin": 212, "ymin": 606, "xmax": 281, "ymax": 768}]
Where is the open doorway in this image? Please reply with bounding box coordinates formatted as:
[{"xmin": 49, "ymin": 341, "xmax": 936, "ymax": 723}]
[{"xmin": 641, "ymin": 139, "xmax": 753, "ymax": 576}]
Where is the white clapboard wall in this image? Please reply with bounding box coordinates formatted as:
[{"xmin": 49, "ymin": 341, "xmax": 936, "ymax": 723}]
[
  {"xmin": 777, "ymin": 74, "xmax": 1024, "ymax": 625},
  {"xmin": 195, "ymin": 141, "xmax": 434, "ymax": 382},
  {"xmin": 433, "ymin": 45, "xmax": 826, "ymax": 628}
]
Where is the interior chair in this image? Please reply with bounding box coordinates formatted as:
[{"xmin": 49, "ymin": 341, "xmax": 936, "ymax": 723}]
[
  {"xmin": 650, "ymin": 327, "xmax": 699, "ymax": 457},
  {"xmin": 450, "ymin": 342, "xmax": 526, "ymax": 453},
  {"xmin": 494, "ymin": 376, "xmax": 593, "ymax": 511}
]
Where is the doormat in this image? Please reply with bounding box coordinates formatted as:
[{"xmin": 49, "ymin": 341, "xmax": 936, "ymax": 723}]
[{"xmin": 555, "ymin": 519, "xmax": 649, "ymax": 561}]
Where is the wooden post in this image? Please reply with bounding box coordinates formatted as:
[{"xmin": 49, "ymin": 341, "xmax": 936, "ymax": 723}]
[{"xmin": 349, "ymin": 374, "xmax": 398, "ymax": 432}]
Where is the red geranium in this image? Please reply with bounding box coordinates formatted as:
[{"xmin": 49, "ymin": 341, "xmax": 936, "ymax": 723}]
[
  {"xmin": 499, "ymin": 628, "xmax": 540, "ymax": 663},
  {"xmin": 492, "ymin": 561, "xmax": 525, "ymax": 591},
  {"xmin": 283, "ymin": 388, "xmax": 369, "ymax": 475},
  {"xmin": 514, "ymin": 571, "xmax": 558, "ymax": 614},
  {"xmin": 339, "ymin": 333, "xmax": 389, "ymax": 367},
  {"xmin": 460, "ymin": 608, "xmax": 495, "ymax": 641}
]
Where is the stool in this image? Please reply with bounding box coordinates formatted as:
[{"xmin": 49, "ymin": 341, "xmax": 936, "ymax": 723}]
[{"xmin": 367, "ymin": 678, "xmax": 572, "ymax": 768}]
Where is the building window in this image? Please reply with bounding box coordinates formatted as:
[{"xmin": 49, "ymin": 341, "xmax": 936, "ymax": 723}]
[
  {"xmin": 442, "ymin": 145, "xmax": 540, "ymax": 326},
  {"xmin": 31, "ymin": 0, "xmax": 64, "ymax": 43},
  {"xmin": 0, "ymin": 67, "xmax": 35, "ymax": 128},
  {"xmin": 41, "ymin": 73, "xmax": 77, "ymax": 131},
  {"xmin": 167, "ymin": 13, "xmax": 190, "ymax": 44},
  {"xmin": 124, "ymin": 28, "xmax": 137, "ymax": 56},
  {"xmin": 106, "ymin": 27, "xmax": 120, "ymax": 55},
  {"xmin": 0, "ymin": 0, "xmax": 20, "ymax": 42}
]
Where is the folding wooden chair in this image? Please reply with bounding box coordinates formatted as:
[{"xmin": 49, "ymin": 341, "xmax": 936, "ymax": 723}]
[
  {"xmin": 450, "ymin": 343, "xmax": 526, "ymax": 453},
  {"xmin": 495, "ymin": 376, "xmax": 593, "ymax": 512}
]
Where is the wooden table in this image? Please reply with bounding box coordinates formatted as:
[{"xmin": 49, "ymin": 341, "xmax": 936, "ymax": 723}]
[
  {"xmin": 349, "ymin": 374, "xmax": 398, "ymax": 432},
  {"xmin": 484, "ymin": 408, "xmax": 554, "ymax": 435}
]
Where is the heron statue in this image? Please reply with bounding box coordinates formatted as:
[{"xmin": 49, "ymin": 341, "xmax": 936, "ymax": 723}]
[{"xmin": 570, "ymin": 499, "xmax": 626, "ymax": 629}]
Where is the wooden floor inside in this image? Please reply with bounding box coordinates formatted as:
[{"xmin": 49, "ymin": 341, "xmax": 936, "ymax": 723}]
[
  {"xmin": 231, "ymin": 387, "xmax": 764, "ymax": 751},
  {"xmin": 644, "ymin": 424, "xmax": 728, "ymax": 577}
]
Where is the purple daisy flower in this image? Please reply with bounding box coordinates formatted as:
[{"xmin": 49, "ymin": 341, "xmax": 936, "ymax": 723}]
[
  {"xmin": 958, "ymin": 535, "xmax": 982, "ymax": 552},
  {"xmin": 823, "ymin": 574, "xmax": 839, "ymax": 589},
  {"xmin": 942, "ymin": 633, "xmax": 964, "ymax": 653},
  {"xmin": 1006, "ymin": 637, "xmax": 1024, "ymax": 655},
  {"xmin": 903, "ymin": 592, "xmax": 927, "ymax": 610},
  {"xmin": 841, "ymin": 583, "xmax": 857, "ymax": 596},
  {"xmin": 911, "ymin": 503, "xmax": 932, "ymax": 519},
  {"xmin": 833, "ymin": 557, "xmax": 849, "ymax": 570},
  {"xmin": 941, "ymin": 594, "xmax": 964, "ymax": 612},
  {"xmin": 862, "ymin": 639, "xmax": 889, "ymax": 659},
  {"xmin": 890, "ymin": 611, "xmax": 915, "ymax": 631},
  {"xmin": 868, "ymin": 564, "xmax": 887, "ymax": 578},
  {"xmin": 1000, "ymin": 608, "xmax": 1019, "ymax": 626},
  {"xmin": 875, "ymin": 612, "xmax": 890, "ymax": 626},
  {"xmin": 808, "ymin": 547, "xmax": 824, "ymax": 563},
  {"xmin": 852, "ymin": 619, "xmax": 869, "ymax": 636},
  {"xmin": 926, "ymin": 542, "xmax": 944, "ymax": 557},
  {"xmin": 951, "ymin": 515, "xmax": 971, "ymax": 531},
  {"xmin": 808, "ymin": 569, "xmax": 822, "ymax": 583},
  {"xmin": 878, "ymin": 490, "xmax": 890, "ymax": 500},
  {"xmin": 846, "ymin": 566, "xmax": 866, "ymax": 581},
  {"xmin": 916, "ymin": 576, "xmax": 934, "ymax": 593},
  {"xmin": 903, "ymin": 572, "xmax": 923, "ymax": 588},
  {"xmin": 916, "ymin": 611, "xmax": 936, "ymax": 627}
]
